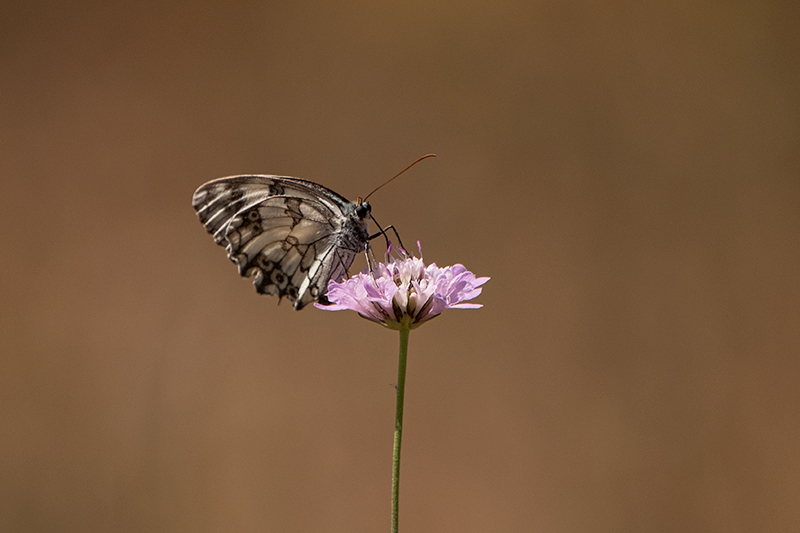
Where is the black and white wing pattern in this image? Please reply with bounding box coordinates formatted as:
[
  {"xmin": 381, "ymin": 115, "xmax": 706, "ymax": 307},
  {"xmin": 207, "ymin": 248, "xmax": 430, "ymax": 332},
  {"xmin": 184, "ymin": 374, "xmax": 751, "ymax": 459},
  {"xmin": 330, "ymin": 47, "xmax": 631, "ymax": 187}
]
[{"xmin": 192, "ymin": 175, "xmax": 372, "ymax": 310}]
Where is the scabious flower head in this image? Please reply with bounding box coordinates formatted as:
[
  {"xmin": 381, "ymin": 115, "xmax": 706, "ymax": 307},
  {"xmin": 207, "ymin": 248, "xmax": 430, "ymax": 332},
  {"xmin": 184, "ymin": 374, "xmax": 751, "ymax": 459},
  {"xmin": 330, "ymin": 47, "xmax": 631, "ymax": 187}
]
[{"xmin": 315, "ymin": 242, "xmax": 489, "ymax": 330}]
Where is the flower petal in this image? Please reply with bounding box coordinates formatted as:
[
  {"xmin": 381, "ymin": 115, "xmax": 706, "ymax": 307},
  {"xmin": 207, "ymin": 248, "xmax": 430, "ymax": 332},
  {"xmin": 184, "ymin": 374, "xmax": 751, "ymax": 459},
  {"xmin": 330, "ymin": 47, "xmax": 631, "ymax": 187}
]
[{"xmin": 317, "ymin": 245, "xmax": 487, "ymax": 329}]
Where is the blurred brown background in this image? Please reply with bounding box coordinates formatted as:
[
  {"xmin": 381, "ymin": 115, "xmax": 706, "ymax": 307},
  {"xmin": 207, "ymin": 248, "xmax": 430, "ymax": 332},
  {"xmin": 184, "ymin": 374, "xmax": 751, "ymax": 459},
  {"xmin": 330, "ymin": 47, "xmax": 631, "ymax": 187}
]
[{"xmin": 2, "ymin": 1, "xmax": 799, "ymax": 531}]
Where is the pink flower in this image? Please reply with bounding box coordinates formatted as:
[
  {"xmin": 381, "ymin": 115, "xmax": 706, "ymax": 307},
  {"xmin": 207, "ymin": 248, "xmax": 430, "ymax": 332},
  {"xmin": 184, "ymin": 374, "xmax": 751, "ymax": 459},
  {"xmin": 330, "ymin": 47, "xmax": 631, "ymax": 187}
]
[{"xmin": 315, "ymin": 243, "xmax": 489, "ymax": 330}]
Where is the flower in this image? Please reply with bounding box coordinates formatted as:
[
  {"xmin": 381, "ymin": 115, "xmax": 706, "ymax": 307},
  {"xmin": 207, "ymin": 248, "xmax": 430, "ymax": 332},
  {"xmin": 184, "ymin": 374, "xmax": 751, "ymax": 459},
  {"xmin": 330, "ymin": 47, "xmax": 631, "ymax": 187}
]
[{"xmin": 315, "ymin": 242, "xmax": 489, "ymax": 330}]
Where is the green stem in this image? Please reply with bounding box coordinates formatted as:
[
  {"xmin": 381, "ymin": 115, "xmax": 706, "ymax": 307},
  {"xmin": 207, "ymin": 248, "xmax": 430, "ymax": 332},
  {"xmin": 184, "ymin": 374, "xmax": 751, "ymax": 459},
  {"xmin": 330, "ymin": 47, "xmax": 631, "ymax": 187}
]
[{"xmin": 392, "ymin": 328, "xmax": 410, "ymax": 533}]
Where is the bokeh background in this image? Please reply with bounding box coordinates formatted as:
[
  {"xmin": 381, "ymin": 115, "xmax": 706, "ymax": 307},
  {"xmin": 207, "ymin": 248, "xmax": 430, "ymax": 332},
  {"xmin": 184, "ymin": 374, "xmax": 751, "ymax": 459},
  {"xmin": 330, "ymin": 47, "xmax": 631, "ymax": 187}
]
[{"xmin": 2, "ymin": 1, "xmax": 799, "ymax": 531}]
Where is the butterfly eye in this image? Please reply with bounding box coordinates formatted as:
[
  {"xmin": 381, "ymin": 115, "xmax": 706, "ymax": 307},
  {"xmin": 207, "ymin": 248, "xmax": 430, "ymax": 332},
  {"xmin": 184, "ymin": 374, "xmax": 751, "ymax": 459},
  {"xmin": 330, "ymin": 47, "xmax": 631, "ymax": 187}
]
[{"xmin": 356, "ymin": 201, "xmax": 371, "ymax": 219}]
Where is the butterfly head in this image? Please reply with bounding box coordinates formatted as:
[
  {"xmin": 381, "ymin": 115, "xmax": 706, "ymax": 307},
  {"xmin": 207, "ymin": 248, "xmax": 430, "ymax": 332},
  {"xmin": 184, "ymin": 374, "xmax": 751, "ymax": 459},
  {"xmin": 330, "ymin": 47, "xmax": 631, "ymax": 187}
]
[{"xmin": 355, "ymin": 198, "xmax": 371, "ymax": 219}]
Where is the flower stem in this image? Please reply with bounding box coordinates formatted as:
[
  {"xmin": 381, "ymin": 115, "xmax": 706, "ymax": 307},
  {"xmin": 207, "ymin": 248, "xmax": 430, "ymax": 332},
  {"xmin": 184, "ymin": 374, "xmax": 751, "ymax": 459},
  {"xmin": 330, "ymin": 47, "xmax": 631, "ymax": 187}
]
[{"xmin": 392, "ymin": 328, "xmax": 410, "ymax": 533}]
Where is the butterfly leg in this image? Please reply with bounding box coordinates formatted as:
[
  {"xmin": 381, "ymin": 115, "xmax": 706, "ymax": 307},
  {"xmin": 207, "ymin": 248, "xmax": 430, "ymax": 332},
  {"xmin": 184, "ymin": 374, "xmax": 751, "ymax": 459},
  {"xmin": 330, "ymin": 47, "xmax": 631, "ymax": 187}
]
[
  {"xmin": 373, "ymin": 225, "xmax": 408, "ymax": 256},
  {"xmin": 368, "ymin": 214, "xmax": 408, "ymax": 256},
  {"xmin": 364, "ymin": 241, "xmax": 378, "ymax": 272}
]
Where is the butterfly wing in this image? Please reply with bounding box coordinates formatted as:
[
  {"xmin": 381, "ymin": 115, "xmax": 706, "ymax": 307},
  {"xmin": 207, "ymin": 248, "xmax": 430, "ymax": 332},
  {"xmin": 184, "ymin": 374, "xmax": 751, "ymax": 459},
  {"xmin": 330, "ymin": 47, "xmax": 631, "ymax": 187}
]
[{"xmin": 192, "ymin": 175, "xmax": 370, "ymax": 310}]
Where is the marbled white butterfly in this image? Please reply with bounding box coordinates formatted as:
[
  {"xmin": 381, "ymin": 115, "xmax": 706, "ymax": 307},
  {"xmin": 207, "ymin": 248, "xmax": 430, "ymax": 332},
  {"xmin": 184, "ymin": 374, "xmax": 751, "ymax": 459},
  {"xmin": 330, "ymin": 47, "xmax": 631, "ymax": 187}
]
[
  {"xmin": 191, "ymin": 157, "xmax": 432, "ymax": 310},
  {"xmin": 192, "ymin": 176, "xmax": 374, "ymax": 310}
]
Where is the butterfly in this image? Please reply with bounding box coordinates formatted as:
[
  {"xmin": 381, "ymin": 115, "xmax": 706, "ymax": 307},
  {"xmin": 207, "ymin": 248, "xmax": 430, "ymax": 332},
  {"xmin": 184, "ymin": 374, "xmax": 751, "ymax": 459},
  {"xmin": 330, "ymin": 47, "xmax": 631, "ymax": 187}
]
[{"xmin": 193, "ymin": 175, "xmax": 384, "ymax": 310}]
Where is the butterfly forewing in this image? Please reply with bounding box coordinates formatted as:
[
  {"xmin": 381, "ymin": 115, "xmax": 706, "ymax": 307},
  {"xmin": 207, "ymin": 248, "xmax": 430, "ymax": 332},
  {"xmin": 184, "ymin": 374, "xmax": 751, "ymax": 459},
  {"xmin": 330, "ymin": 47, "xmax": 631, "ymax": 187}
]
[{"xmin": 192, "ymin": 175, "xmax": 371, "ymax": 310}]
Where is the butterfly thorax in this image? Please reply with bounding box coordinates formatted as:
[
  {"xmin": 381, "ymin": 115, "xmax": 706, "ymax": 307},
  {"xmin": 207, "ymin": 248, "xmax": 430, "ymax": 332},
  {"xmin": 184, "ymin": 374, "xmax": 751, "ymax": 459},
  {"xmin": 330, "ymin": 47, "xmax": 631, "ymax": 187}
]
[{"xmin": 337, "ymin": 200, "xmax": 371, "ymax": 252}]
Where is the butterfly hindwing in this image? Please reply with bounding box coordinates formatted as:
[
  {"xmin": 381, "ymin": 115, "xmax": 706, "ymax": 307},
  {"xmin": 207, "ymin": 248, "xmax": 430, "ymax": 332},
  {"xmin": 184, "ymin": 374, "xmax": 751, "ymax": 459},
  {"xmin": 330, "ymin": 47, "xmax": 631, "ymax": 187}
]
[{"xmin": 192, "ymin": 175, "xmax": 371, "ymax": 309}]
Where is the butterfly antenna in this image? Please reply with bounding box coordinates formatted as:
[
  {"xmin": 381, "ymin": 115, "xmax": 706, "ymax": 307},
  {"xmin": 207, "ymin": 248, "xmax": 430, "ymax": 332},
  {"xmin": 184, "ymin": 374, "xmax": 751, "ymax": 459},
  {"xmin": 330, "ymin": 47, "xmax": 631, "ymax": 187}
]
[{"xmin": 363, "ymin": 153, "xmax": 436, "ymax": 202}]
